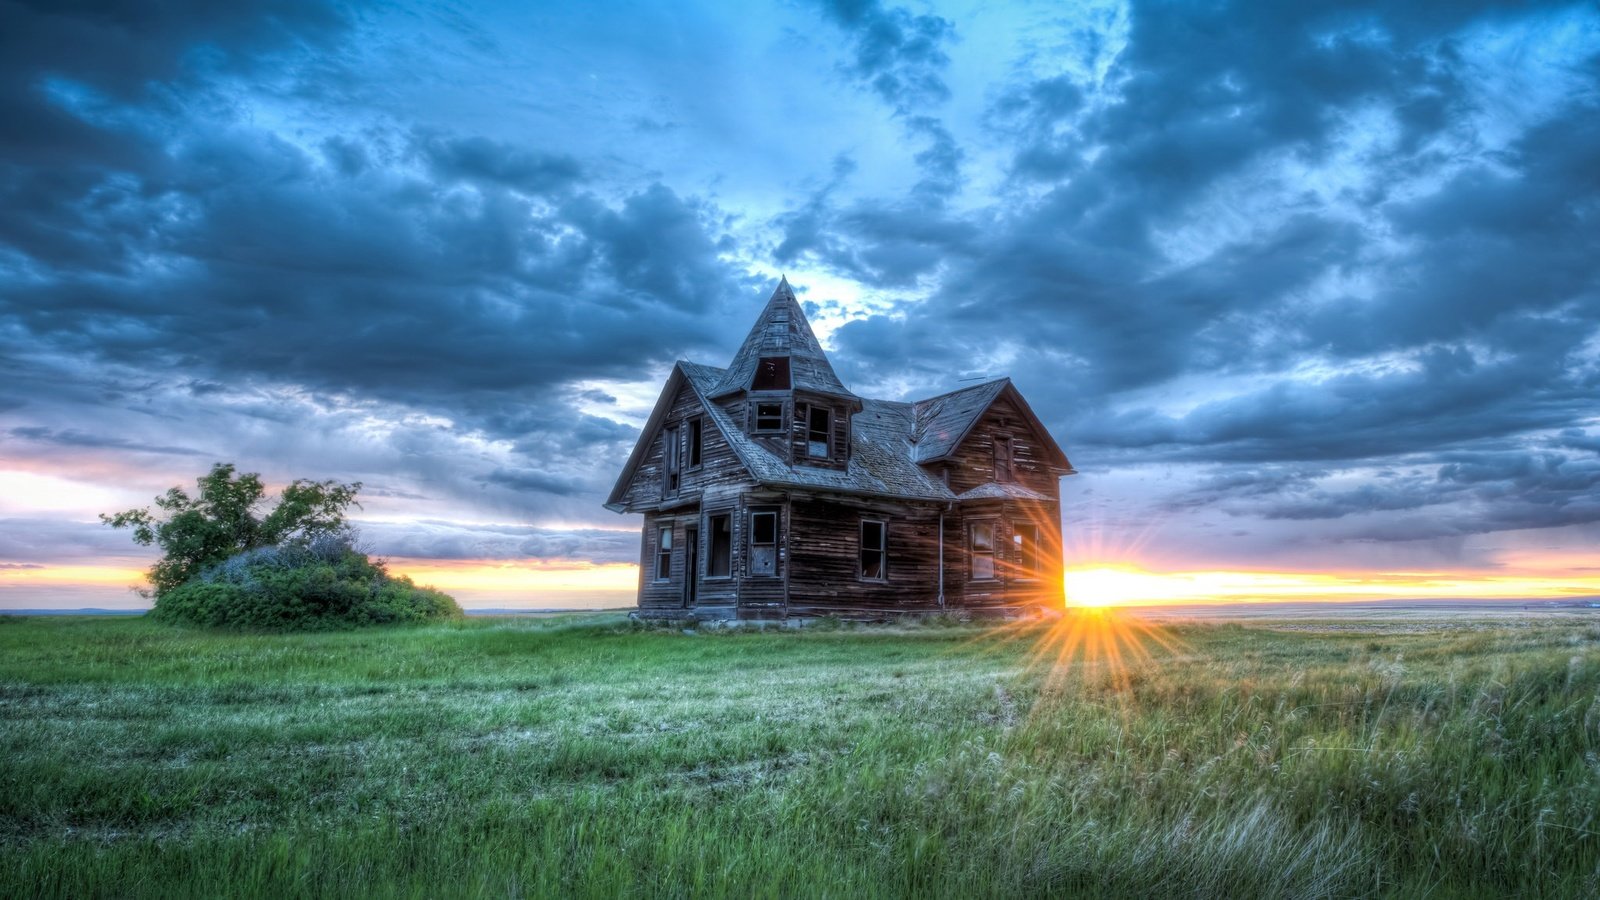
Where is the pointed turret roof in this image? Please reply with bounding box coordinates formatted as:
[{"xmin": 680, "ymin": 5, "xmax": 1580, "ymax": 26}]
[{"xmin": 709, "ymin": 277, "xmax": 858, "ymax": 400}]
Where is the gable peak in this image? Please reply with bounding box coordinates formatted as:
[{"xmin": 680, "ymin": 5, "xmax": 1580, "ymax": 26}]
[{"xmin": 710, "ymin": 278, "xmax": 856, "ymax": 399}]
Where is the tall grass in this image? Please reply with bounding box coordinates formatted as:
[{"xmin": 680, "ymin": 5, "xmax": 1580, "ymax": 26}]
[{"xmin": 1, "ymin": 614, "xmax": 1597, "ymax": 897}]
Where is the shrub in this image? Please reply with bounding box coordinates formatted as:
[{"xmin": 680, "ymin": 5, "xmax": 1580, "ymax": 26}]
[
  {"xmin": 103, "ymin": 463, "xmax": 362, "ymax": 597},
  {"xmin": 151, "ymin": 536, "xmax": 462, "ymax": 631}
]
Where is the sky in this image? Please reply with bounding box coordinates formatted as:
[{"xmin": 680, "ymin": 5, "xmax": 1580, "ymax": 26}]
[{"xmin": 2, "ymin": 0, "xmax": 1598, "ymax": 609}]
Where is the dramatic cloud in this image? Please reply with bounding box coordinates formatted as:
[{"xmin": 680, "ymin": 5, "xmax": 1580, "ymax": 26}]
[{"xmin": 2, "ymin": 0, "xmax": 1598, "ymax": 605}]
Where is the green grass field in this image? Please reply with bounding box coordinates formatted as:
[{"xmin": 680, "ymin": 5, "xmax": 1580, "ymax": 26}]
[{"xmin": 2, "ymin": 613, "xmax": 1598, "ymax": 898}]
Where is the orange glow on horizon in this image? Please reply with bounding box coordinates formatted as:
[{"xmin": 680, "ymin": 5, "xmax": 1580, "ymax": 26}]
[
  {"xmin": 1064, "ymin": 563, "xmax": 1600, "ymax": 608},
  {"xmin": 4, "ymin": 559, "xmax": 1599, "ymax": 610},
  {"xmin": 384, "ymin": 558, "xmax": 639, "ymax": 594}
]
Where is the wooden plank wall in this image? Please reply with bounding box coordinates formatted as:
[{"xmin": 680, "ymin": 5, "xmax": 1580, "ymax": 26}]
[
  {"xmin": 939, "ymin": 393, "xmax": 1067, "ymax": 611},
  {"xmin": 943, "ymin": 395, "xmax": 1060, "ymax": 497},
  {"xmin": 619, "ymin": 379, "xmax": 753, "ymax": 512},
  {"xmin": 785, "ymin": 496, "xmax": 942, "ymax": 616},
  {"xmin": 942, "ymin": 500, "xmax": 1064, "ymax": 610}
]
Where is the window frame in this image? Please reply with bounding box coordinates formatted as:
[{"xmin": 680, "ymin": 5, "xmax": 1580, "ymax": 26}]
[
  {"xmin": 751, "ymin": 356, "xmax": 792, "ymax": 391},
  {"xmin": 859, "ymin": 518, "xmax": 888, "ymax": 582},
  {"xmin": 1011, "ymin": 522, "xmax": 1042, "ymax": 581},
  {"xmin": 806, "ymin": 405, "xmax": 831, "ymax": 459},
  {"xmin": 706, "ymin": 512, "xmax": 734, "ymax": 579},
  {"xmin": 654, "ymin": 525, "xmax": 673, "ymax": 582},
  {"xmin": 993, "ymin": 434, "xmax": 1013, "ymax": 483},
  {"xmin": 662, "ymin": 424, "xmax": 680, "ymax": 495},
  {"xmin": 749, "ymin": 509, "xmax": 779, "ymax": 578},
  {"xmin": 687, "ymin": 416, "xmax": 703, "ymax": 470},
  {"xmin": 753, "ymin": 401, "xmax": 785, "ymax": 434},
  {"xmin": 968, "ymin": 519, "xmax": 998, "ymax": 582}
]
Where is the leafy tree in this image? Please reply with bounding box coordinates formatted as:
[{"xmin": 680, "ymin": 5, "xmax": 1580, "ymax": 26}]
[{"xmin": 103, "ymin": 463, "xmax": 361, "ymax": 597}]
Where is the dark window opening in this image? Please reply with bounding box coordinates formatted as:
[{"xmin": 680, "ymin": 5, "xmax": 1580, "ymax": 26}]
[
  {"xmin": 994, "ymin": 435, "xmax": 1013, "ymax": 483},
  {"xmin": 708, "ymin": 513, "xmax": 732, "ymax": 577},
  {"xmin": 750, "ymin": 510, "xmax": 778, "ymax": 577},
  {"xmin": 663, "ymin": 425, "xmax": 680, "ymax": 494},
  {"xmin": 687, "ymin": 417, "xmax": 703, "ymax": 468},
  {"xmin": 970, "ymin": 521, "xmax": 996, "ymax": 580},
  {"xmin": 755, "ymin": 402, "xmax": 783, "ymax": 432},
  {"xmin": 655, "ymin": 526, "xmax": 672, "ymax": 581},
  {"xmin": 860, "ymin": 519, "xmax": 887, "ymax": 580},
  {"xmin": 1013, "ymin": 523, "xmax": 1041, "ymax": 579},
  {"xmin": 807, "ymin": 406, "xmax": 831, "ymax": 458},
  {"xmin": 752, "ymin": 357, "xmax": 791, "ymax": 391}
]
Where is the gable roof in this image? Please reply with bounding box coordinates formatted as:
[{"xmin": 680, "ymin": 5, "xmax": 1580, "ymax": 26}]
[
  {"xmin": 686, "ymin": 363, "xmax": 952, "ymax": 502},
  {"xmin": 709, "ymin": 278, "xmax": 857, "ymax": 401},
  {"xmin": 604, "ymin": 363, "xmax": 693, "ymax": 511},
  {"xmin": 911, "ymin": 377, "xmax": 1074, "ymax": 471},
  {"xmin": 606, "ymin": 279, "xmax": 1074, "ymax": 511},
  {"xmin": 910, "ymin": 378, "xmax": 1010, "ymax": 462}
]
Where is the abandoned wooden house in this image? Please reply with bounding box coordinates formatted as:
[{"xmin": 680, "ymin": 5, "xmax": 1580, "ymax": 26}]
[{"xmin": 605, "ymin": 278, "xmax": 1075, "ymax": 620}]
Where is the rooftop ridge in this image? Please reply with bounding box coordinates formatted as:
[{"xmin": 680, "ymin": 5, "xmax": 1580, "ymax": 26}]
[{"xmin": 911, "ymin": 376, "xmax": 1010, "ymax": 408}]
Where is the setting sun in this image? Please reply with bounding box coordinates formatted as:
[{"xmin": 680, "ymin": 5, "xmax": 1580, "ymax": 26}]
[{"xmin": 1063, "ymin": 566, "xmax": 1165, "ymax": 608}]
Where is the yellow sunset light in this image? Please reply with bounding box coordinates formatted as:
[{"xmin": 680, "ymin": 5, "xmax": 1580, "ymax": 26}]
[
  {"xmin": 384, "ymin": 558, "xmax": 639, "ymax": 594},
  {"xmin": 1063, "ymin": 566, "xmax": 1167, "ymax": 608},
  {"xmin": 1061, "ymin": 563, "xmax": 1600, "ymax": 608}
]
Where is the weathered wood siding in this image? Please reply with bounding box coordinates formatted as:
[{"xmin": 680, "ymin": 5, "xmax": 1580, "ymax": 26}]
[
  {"xmin": 937, "ymin": 391, "xmax": 1066, "ymax": 611},
  {"xmin": 943, "ymin": 395, "xmax": 1061, "ymax": 497},
  {"xmin": 618, "ymin": 379, "xmax": 753, "ymax": 513},
  {"xmin": 943, "ymin": 501, "xmax": 1064, "ymax": 610},
  {"xmin": 784, "ymin": 495, "xmax": 942, "ymax": 616}
]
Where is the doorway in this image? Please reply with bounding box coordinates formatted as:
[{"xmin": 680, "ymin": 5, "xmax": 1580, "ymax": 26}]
[{"xmin": 682, "ymin": 525, "xmax": 699, "ymax": 607}]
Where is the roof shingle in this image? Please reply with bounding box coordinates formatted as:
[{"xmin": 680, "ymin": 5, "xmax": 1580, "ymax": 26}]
[{"xmin": 709, "ymin": 278, "xmax": 856, "ymax": 400}]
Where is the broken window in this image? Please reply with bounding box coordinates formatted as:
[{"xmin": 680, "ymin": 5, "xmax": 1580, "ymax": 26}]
[
  {"xmin": 687, "ymin": 417, "xmax": 703, "ymax": 468},
  {"xmin": 751, "ymin": 356, "xmax": 791, "ymax": 390},
  {"xmin": 750, "ymin": 510, "xmax": 778, "ymax": 577},
  {"xmin": 708, "ymin": 513, "xmax": 732, "ymax": 577},
  {"xmin": 970, "ymin": 521, "xmax": 996, "ymax": 580},
  {"xmin": 860, "ymin": 519, "xmax": 887, "ymax": 580},
  {"xmin": 655, "ymin": 526, "xmax": 672, "ymax": 581},
  {"xmin": 754, "ymin": 402, "xmax": 783, "ymax": 432},
  {"xmin": 807, "ymin": 406, "xmax": 831, "ymax": 458},
  {"xmin": 663, "ymin": 425, "xmax": 680, "ymax": 494},
  {"xmin": 994, "ymin": 435, "xmax": 1013, "ymax": 483},
  {"xmin": 1012, "ymin": 523, "xmax": 1041, "ymax": 579}
]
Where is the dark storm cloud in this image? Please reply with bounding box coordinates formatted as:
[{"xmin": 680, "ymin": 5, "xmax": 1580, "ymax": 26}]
[
  {"xmin": 0, "ymin": 517, "xmax": 145, "ymax": 565},
  {"xmin": 0, "ymin": 0, "xmax": 760, "ymax": 477},
  {"xmin": 8, "ymin": 427, "xmax": 207, "ymax": 458},
  {"xmin": 4, "ymin": 0, "xmax": 1600, "ymax": 582},
  {"xmin": 793, "ymin": 0, "xmax": 968, "ymax": 268},
  {"xmin": 811, "ymin": 0, "xmax": 956, "ymax": 112},
  {"xmin": 814, "ymin": 0, "xmax": 1600, "ymax": 540},
  {"xmin": 482, "ymin": 468, "xmax": 589, "ymax": 497},
  {"xmin": 413, "ymin": 130, "xmax": 585, "ymax": 195},
  {"xmin": 0, "ymin": 0, "xmax": 351, "ymax": 168},
  {"xmin": 1083, "ymin": 321, "xmax": 1596, "ymax": 464},
  {"xmin": 358, "ymin": 520, "xmax": 638, "ymax": 565}
]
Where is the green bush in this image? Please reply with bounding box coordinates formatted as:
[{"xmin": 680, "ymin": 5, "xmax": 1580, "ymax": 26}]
[{"xmin": 151, "ymin": 537, "xmax": 462, "ymax": 631}]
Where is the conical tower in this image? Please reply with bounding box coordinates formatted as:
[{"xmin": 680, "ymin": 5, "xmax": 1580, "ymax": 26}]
[
  {"xmin": 712, "ymin": 277, "xmax": 860, "ymax": 468},
  {"xmin": 710, "ymin": 277, "xmax": 857, "ymax": 400}
]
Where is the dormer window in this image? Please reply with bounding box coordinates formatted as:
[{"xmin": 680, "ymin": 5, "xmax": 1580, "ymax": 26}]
[
  {"xmin": 806, "ymin": 406, "xmax": 831, "ymax": 458},
  {"xmin": 752, "ymin": 357, "xmax": 791, "ymax": 390},
  {"xmin": 754, "ymin": 402, "xmax": 784, "ymax": 432}
]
